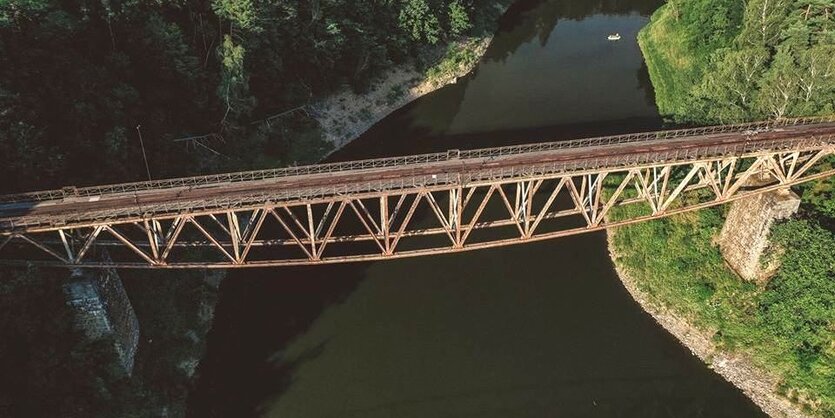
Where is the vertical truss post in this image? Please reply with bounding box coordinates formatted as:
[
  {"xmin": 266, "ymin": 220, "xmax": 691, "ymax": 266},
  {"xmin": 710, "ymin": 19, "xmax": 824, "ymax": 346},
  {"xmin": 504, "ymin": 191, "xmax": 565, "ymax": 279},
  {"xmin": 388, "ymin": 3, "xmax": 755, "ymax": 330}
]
[
  {"xmin": 227, "ymin": 211, "xmax": 242, "ymax": 263},
  {"xmin": 306, "ymin": 205, "xmax": 317, "ymax": 260},
  {"xmin": 449, "ymin": 187, "xmax": 462, "ymax": 248},
  {"xmin": 720, "ymin": 158, "xmax": 737, "ymax": 198},
  {"xmin": 58, "ymin": 229, "xmax": 74, "ymax": 262},
  {"xmin": 380, "ymin": 196, "xmax": 391, "ymax": 254},
  {"xmin": 785, "ymin": 151, "xmax": 800, "ymax": 179},
  {"xmin": 152, "ymin": 219, "xmax": 164, "ymax": 252},
  {"xmin": 658, "ymin": 166, "xmax": 671, "ymax": 211},
  {"xmin": 652, "ymin": 166, "xmax": 659, "ymax": 204},
  {"xmin": 143, "ymin": 219, "xmax": 160, "ymax": 262},
  {"xmin": 516, "ymin": 181, "xmax": 529, "ymax": 236}
]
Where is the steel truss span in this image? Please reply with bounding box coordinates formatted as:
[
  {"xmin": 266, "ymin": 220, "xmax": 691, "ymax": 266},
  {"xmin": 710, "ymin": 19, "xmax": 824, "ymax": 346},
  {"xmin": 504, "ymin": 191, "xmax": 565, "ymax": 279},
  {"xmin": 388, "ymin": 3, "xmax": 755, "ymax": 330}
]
[{"xmin": 1, "ymin": 117, "xmax": 834, "ymax": 268}]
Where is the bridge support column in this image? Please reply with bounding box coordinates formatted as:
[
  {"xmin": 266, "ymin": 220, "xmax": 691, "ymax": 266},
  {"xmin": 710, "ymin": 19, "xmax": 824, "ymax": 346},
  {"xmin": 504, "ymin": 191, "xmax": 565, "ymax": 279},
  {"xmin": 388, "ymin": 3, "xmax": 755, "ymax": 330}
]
[
  {"xmin": 717, "ymin": 187, "xmax": 800, "ymax": 283},
  {"xmin": 63, "ymin": 266, "xmax": 140, "ymax": 375}
]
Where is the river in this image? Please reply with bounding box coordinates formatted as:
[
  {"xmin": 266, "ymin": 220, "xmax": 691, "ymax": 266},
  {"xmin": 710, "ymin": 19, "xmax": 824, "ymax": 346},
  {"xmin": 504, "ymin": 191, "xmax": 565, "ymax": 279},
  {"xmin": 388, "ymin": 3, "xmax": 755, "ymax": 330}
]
[{"xmin": 188, "ymin": 0, "xmax": 767, "ymax": 416}]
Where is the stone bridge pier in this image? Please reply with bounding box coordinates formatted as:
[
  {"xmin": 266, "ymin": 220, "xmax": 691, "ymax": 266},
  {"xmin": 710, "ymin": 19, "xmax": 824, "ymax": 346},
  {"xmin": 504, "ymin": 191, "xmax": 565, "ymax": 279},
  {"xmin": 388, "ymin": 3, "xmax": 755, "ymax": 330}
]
[
  {"xmin": 63, "ymin": 267, "xmax": 139, "ymax": 375},
  {"xmin": 717, "ymin": 186, "xmax": 800, "ymax": 283}
]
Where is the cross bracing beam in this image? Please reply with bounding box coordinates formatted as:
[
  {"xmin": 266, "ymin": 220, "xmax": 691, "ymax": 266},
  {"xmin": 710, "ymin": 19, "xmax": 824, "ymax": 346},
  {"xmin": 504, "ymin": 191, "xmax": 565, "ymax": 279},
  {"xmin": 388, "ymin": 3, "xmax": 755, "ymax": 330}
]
[{"xmin": 0, "ymin": 119, "xmax": 834, "ymax": 268}]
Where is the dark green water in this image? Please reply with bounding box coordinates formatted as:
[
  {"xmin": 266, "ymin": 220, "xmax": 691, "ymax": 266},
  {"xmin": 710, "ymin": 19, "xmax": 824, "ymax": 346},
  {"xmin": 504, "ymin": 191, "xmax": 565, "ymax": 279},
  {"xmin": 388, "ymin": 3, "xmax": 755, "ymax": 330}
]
[{"xmin": 189, "ymin": 1, "xmax": 766, "ymax": 416}]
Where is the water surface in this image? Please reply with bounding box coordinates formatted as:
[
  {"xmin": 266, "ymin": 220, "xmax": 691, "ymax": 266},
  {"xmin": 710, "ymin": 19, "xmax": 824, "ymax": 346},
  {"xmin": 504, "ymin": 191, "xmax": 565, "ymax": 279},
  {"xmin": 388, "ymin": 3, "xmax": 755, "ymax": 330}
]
[{"xmin": 189, "ymin": 1, "xmax": 766, "ymax": 416}]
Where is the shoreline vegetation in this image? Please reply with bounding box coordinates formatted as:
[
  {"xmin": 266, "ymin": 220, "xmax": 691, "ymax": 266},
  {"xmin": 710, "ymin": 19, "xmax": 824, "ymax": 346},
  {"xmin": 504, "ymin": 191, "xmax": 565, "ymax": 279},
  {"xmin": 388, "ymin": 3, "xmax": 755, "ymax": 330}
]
[
  {"xmin": 622, "ymin": 0, "xmax": 835, "ymax": 416},
  {"xmin": 313, "ymin": 35, "xmax": 494, "ymax": 154},
  {"xmin": 606, "ymin": 233, "xmax": 814, "ymax": 418}
]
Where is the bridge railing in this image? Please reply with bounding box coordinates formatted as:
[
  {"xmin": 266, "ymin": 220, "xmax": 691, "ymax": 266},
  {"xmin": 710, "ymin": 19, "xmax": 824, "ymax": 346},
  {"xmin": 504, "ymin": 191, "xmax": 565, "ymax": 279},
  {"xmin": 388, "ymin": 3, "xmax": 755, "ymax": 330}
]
[
  {"xmin": 2, "ymin": 132, "xmax": 832, "ymax": 233},
  {"xmin": 1, "ymin": 116, "xmax": 833, "ymax": 205}
]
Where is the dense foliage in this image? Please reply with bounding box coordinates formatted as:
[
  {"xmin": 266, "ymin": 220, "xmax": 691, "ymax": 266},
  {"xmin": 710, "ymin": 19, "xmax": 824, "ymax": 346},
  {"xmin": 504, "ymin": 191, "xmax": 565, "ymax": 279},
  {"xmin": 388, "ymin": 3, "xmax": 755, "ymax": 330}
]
[
  {"xmin": 0, "ymin": 268, "xmax": 220, "ymax": 417},
  {"xmin": 0, "ymin": 0, "xmax": 508, "ymax": 416},
  {"xmin": 611, "ymin": 203, "xmax": 835, "ymax": 415},
  {"xmin": 640, "ymin": 0, "xmax": 835, "ymax": 123},
  {"xmin": 627, "ymin": 0, "xmax": 835, "ymax": 415},
  {"xmin": 0, "ymin": 0, "xmax": 504, "ymax": 194}
]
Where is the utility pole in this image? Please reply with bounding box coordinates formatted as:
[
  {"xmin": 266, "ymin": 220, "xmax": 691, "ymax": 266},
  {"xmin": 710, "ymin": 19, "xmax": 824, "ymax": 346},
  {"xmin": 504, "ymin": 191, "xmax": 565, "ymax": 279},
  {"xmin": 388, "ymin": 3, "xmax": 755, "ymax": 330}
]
[{"xmin": 136, "ymin": 124, "xmax": 152, "ymax": 181}]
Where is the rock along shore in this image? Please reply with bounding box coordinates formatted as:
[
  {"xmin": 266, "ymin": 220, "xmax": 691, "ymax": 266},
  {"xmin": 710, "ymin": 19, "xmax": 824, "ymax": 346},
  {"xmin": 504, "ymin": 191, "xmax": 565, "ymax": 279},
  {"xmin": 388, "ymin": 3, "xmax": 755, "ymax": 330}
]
[{"xmin": 606, "ymin": 229, "xmax": 812, "ymax": 418}]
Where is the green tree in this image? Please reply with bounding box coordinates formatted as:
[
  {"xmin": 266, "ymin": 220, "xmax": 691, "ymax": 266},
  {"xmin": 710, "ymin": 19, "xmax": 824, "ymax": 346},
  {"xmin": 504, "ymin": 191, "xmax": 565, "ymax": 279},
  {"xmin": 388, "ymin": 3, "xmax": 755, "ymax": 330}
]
[
  {"xmin": 447, "ymin": 0, "xmax": 471, "ymax": 36},
  {"xmin": 399, "ymin": 0, "xmax": 441, "ymax": 44},
  {"xmin": 792, "ymin": 45, "xmax": 835, "ymax": 114},
  {"xmin": 696, "ymin": 47, "xmax": 770, "ymax": 121},
  {"xmin": 0, "ymin": 0, "xmax": 49, "ymax": 29},
  {"xmin": 218, "ymin": 34, "xmax": 254, "ymax": 124},
  {"xmin": 739, "ymin": 0, "xmax": 790, "ymax": 47},
  {"xmin": 755, "ymin": 50, "xmax": 800, "ymax": 118},
  {"xmin": 212, "ymin": 0, "xmax": 259, "ymax": 31},
  {"xmin": 761, "ymin": 220, "xmax": 835, "ymax": 379}
]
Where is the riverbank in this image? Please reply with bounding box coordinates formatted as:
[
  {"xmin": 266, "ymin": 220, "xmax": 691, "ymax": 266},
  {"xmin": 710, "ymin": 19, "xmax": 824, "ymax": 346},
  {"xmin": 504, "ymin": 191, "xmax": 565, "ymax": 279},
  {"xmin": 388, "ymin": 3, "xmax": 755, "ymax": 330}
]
[
  {"xmin": 311, "ymin": 36, "xmax": 493, "ymax": 153},
  {"xmin": 606, "ymin": 230, "xmax": 811, "ymax": 418},
  {"xmin": 606, "ymin": 203, "xmax": 835, "ymax": 417},
  {"xmin": 636, "ymin": 5, "xmax": 705, "ymax": 120},
  {"xmin": 628, "ymin": 1, "xmax": 835, "ymax": 415},
  {"xmin": 311, "ymin": 35, "xmax": 497, "ymax": 154}
]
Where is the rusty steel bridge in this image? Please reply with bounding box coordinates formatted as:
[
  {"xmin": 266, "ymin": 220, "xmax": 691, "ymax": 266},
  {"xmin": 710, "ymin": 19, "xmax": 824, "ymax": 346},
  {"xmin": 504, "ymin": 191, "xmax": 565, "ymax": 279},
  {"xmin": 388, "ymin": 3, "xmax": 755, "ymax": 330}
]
[{"xmin": 1, "ymin": 117, "xmax": 834, "ymax": 269}]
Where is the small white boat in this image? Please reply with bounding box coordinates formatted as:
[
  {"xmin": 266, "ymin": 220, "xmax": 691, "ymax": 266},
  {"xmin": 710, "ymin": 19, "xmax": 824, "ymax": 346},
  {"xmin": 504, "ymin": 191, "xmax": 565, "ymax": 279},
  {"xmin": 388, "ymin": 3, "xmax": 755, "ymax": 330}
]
[{"xmin": 607, "ymin": 33, "xmax": 621, "ymax": 41}]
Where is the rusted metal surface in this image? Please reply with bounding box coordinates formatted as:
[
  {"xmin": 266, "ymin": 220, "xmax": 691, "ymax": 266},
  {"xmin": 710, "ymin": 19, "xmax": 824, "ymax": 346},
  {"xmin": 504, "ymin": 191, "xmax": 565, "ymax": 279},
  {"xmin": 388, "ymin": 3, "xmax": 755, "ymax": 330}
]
[{"xmin": 1, "ymin": 117, "xmax": 833, "ymax": 268}]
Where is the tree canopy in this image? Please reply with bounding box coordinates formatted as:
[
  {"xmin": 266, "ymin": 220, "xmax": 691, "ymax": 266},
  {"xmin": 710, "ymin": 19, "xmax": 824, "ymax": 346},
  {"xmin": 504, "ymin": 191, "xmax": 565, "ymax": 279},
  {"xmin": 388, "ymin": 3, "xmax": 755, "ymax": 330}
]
[{"xmin": 0, "ymin": 0, "xmax": 496, "ymax": 193}]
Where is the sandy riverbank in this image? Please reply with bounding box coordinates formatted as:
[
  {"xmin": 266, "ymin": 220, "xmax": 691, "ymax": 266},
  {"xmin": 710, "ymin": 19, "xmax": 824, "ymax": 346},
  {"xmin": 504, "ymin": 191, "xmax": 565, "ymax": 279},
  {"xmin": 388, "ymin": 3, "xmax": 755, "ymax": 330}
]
[
  {"xmin": 606, "ymin": 229, "xmax": 811, "ymax": 418},
  {"xmin": 310, "ymin": 36, "xmax": 493, "ymax": 155}
]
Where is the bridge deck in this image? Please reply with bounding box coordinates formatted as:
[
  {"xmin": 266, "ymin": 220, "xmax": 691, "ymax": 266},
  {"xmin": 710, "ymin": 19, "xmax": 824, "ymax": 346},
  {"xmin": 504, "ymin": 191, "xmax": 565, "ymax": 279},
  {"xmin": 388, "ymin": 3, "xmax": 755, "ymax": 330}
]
[{"xmin": 2, "ymin": 118, "xmax": 835, "ymax": 235}]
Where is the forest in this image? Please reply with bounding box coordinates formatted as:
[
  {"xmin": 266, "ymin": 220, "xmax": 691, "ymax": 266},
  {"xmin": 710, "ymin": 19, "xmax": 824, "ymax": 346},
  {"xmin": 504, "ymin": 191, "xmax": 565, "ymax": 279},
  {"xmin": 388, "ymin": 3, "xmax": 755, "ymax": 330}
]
[
  {"xmin": 640, "ymin": 0, "xmax": 835, "ymax": 123},
  {"xmin": 0, "ymin": 0, "xmax": 505, "ymax": 194},
  {"xmin": 0, "ymin": 0, "xmax": 508, "ymax": 416},
  {"xmin": 621, "ymin": 0, "xmax": 835, "ymax": 415}
]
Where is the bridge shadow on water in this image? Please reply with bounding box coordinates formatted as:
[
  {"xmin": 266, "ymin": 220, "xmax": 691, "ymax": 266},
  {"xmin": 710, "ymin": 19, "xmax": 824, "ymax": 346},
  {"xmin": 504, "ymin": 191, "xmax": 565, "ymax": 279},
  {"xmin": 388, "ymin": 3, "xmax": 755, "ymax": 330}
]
[
  {"xmin": 186, "ymin": 230, "xmax": 766, "ymax": 418},
  {"xmin": 186, "ymin": 0, "xmax": 766, "ymax": 413},
  {"xmin": 186, "ymin": 263, "xmax": 369, "ymax": 417},
  {"xmin": 332, "ymin": 115, "xmax": 667, "ymax": 162}
]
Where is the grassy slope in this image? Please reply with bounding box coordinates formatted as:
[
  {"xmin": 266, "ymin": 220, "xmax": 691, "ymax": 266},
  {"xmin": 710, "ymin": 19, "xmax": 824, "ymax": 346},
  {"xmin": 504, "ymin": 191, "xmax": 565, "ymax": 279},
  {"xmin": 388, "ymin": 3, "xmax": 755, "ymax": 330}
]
[
  {"xmin": 638, "ymin": 6, "xmax": 705, "ymax": 119},
  {"xmin": 624, "ymin": 4, "xmax": 835, "ymax": 416},
  {"xmin": 610, "ymin": 203, "xmax": 834, "ymax": 415}
]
